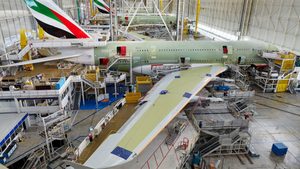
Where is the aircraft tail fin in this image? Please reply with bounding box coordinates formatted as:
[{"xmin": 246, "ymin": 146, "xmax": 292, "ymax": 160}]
[
  {"xmin": 94, "ymin": 0, "xmax": 110, "ymax": 14},
  {"xmin": 24, "ymin": 0, "xmax": 91, "ymax": 39}
]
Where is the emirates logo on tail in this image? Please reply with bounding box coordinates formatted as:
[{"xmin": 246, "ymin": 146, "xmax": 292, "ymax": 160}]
[
  {"xmin": 94, "ymin": 0, "xmax": 110, "ymax": 14},
  {"xmin": 24, "ymin": 0, "xmax": 91, "ymax": 39}
]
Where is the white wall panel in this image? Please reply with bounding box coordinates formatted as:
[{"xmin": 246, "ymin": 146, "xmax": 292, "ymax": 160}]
[
  {"xmin": 199, "ymin": 0, "xmax": 244, "ymax": 37},
  {"xmin": 246, "ymin": 0, "xmax": 300, "ymax": 52},
  {"xmin": 184, "ymin": 0, "xmax": 300, "ymax": 52},
  {"xmin": 0, "ymin": 0, "xmax": 35, "ymax": 48}
]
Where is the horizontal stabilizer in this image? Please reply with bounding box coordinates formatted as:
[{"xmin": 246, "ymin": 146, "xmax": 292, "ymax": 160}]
[{"xmin": 0, "ymin": 54, "xmax": 81, "ymax": 68}]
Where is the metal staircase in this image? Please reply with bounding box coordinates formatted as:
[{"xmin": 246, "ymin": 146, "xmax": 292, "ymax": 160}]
[
  {"xmin": 193, "ymin": 129, "xmax": 250, "ymax": 157},
  {"xmin": 227, "ymin": 99, "xmax": 253, "ymax": 116},
  {"xmin": 21, "ymin": 148, "xmax": 46, "ymax": 169},
  {"xmin": 230, "ymin": 65, "xmax": 250, "ymax": 90},
  {"xmin": 106, "ymin": 55, "xmax": 131, "ymax": 71},
  {"xmin": 198, "ymin": 136, "xmax": 221, "ymax": 157},
  {"xmin": 73, "ymin": 83, "xmax": 81, "ymax": 110},
  {"xmin": 165, "ymin": 121, "xmax": 187, "ymax": 145},
  {"xmin": 81, "ymin": 76, "xmax": 104, "ymax": 89}
]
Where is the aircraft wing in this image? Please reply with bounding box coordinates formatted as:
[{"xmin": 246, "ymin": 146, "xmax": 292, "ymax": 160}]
[
  {"xmin": 84, "ymin": 65, "xmax": 227, "ymax": 168},
  {"xmin": 0, "ymin": 54, "xmax": 81, "ymax": 68}
]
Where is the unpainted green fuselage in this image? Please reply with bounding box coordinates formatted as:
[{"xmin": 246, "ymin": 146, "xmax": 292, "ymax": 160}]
[
  {"xmin": 119, "ymin": 15, "xmax": 177, "ymax": 26},
  {"xmin": 94, "ymin": 40, "xmax": 270, "ymax": 71}
]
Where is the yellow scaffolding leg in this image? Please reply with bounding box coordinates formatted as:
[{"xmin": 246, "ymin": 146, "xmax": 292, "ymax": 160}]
[
  {"xmin": 276, "ymin": 79, "xmax": 289, "ymax": 92},
  {"xmin": 136, "ymin": 76, "xmax": 152, "ymax": 93},
  {"xmin": 20, "ymin": 29, "xmax": 34, "ymax": 71},
  {"xmin": 194, "ymin": 0, "xmax": 201, "ymax": 36},
  {"xmin": 125, "ymin": 92, "xmax": 142, "ymax": 104}
]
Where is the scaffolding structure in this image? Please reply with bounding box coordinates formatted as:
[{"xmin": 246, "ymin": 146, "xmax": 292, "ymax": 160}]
[{"xmin": 256, "ymin": 52, "xmax": 297, "ymax": 93}]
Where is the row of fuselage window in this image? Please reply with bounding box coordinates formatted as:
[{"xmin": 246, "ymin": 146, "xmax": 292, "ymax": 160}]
[
  {"xmin": 136, "ymin": 48, "xmax": 255, "ymax": 52},
  {"xmin": 117, "ymin": 58, "xmax": 260, "ymax": 64}
]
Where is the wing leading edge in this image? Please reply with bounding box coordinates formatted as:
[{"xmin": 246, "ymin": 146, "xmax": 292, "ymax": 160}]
[
  {"xmin": 0, "ymin": 54, "xmax": 81, "ymax": 68},
  {"xmin": 84, "ymin": 65, "xmax": 227, "ymax": 168}
]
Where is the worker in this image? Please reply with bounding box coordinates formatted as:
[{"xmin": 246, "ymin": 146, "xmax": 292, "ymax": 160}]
[
  {"xmin": 223, "ymin": 91, "xmax": 228, "ymax": 96},
  {"xmin": 244, "ymin": 114, "xmax": 250, "ymax": 120},
  {"xmin": 88, "ymin": 133, "xmax": 93, "ymax": 142},
  {"xmin": 199, "ymin": 121, "xmax": 203, "ymax": 128},
  {"xmin": 244, "ymin": 112, "xmax": 253, "ymax": 120}
]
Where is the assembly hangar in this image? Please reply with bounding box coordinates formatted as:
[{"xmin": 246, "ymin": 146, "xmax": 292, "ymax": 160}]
[{"xmin": 0, "ymin": 0, "xmax": 299, "ymax": 169}]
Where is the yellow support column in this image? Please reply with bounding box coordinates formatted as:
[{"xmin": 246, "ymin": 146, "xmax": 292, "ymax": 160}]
[
  {"xmin": 20, "ymin": 29, "xmax": 34, "ymax": 71},
  {"xmin": 160, "ymin": 0, "xmax": 163, "ymax": 12},
  {"xmin": 90, "ymin": 0, "xmax": 95, "ymax": 17},
  {"xmin": 38, "ymin": 25, "xmax": 45, "ymax": 39},
  {"xmin": 183, "ymin": 18, "xmax": 189, "ymax": 35},
  {"xmin": 194, "ymin": 0, "xmax": 201, "ymax": 37}
]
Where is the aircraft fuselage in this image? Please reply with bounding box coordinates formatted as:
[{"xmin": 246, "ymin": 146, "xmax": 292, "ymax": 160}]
[{"xmin": 93, "ymin": 40, "xmax": 269, "ymax": 72}]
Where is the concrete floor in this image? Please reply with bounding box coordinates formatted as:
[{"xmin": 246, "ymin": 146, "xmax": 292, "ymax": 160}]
[{"xmin": 208, "ymin": 92, "xmax": 300, "ymax": 169}]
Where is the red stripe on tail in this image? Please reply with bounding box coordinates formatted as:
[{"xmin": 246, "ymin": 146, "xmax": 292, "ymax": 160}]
[{"xmin": 50, "ymin": 9, "xmax": 90, "ymax": 39}]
